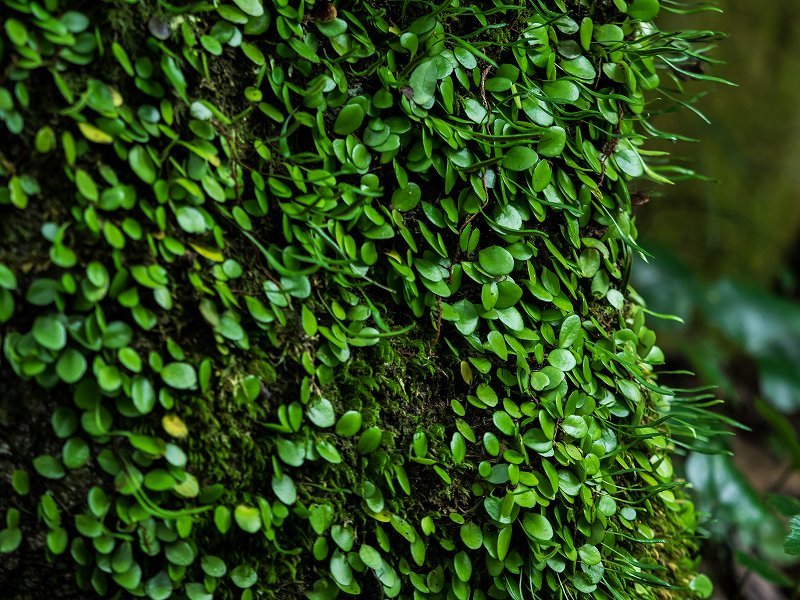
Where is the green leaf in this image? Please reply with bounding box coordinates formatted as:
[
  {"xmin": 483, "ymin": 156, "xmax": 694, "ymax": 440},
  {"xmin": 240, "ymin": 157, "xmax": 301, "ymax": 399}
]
[
  {"xmin": 307, "ymin": 397, "xmax": 335, "ymax": 428},
  {"xmin": 460, "ymin": 522, "xmax": 483, "ymax": 550},
  {"xmin": 233, "ymin": 0, "xmax": 264, "ymax": 17},
  {"xmin": 543, "ymin": 80, "xmax": 579, "ymax": 103},
  {"xmin": 359, "ymin": 544, "xmax": 383, "ymax": 569},
  {"xmin": 214, "ymin": 506, "xmax": 232, "ymax": 534},
  {"xmin": 63, "ymin": 437, "xmax": 90, "ymax": 469},
  {"xmin": 11, "ymin": 470, "xmax": 29, "ymax": 495},
  {"xmin": 75, "ymin": 169, "xmax": 98, "ymax": 201},
  {"xmin": 0, "ymin": 528, "xmax": 22, "ymax": 553},
  {"xmin": 614, "ymin": 148, "xmax": 644, "ymax": 177},
  {"xmin": 201, "ymin": 35, "xmax": 223, "ymax": 55},
  {"xmin": 145, "ymin": 571, "xmax": 173, "ymax": 600},
  {"xmin": 0, "ymin": 264, "xmax": 17, "ymax": 290},
  {"xmin": 128, "ymin": 146, "xmax": 157, "ymax": 184},
  {"xmin": 144, "ymin": 469, "xmax": 175, "ymax": 491},
  {"xmin": 112, "ymin": 541, "xmax": 134, "ymax": 573},
  {"xmin": 497, "ymin": 525, "xmax": 512, "ymax": 560},
  {"xmin": 276, "ymin": 438, "xmax": 304, "ymax": 466},
  {"xmin": 32, "ymin": 316, "xmax": 67, "ymax": 351},
  {"xmin": 561, "ymin": 56, "xmax": 596, "ymax": 81},
  {"xmin": 689, "ymin": 574, "xmax": 714, "ymax": 599},
  {"xmin": 166, "ymin": 541, "xmax": 196, "ymax": 566},
  {"xmin": 103, "ymin": 321, "xmax": 133, "ymax": 348},
  {"xmin": 309, "ymin": 504, "xmax": 335, "ymax": 534},
  {"xmin": 455, "ymin": 47, "xmax": 477, "ymax": 69},
  {"xmin": 579, "ymin": 248, "xmax": 601, "ymax": 278},
  {"xmin": 56, "ymin": 349, "xmax": 87, "ymax": 383},
  {"xmin": 332, "ymin": 524, "xmax": 356, "ymax": 550},
  {"xmin": 201, "ymin": 555, "xmax": 227, "ymax": 578},
  {"xmin": 132, "ymin": 377, "xmax": 156, "ymax": 414},
  {"xmin": 493, "ymin": 411, "xmax": 515, "ymax": 436},
  {"xmin": 628, "ymin": 0, "xmax": 660, "ymax": 20},
  {"xmin": 785, "ymin": 515, "xmax": 800, "ymax": 555},
  {"xmin": 33, "ymin": 455, "xmax": 65, "ymax": 479},
  {"xmin": 185, "ymin": 583, "xmax": 212, "ymax": 600},
  {"xmin": 88, "ymin": 487, "xmax": 110, "ymax": 519},
  {"xmin": 176, "ymin": 206, "xmax": 208, "ymax": 233},
  {"xmin": 4, "ymin": 18, "xmax": 27, "ymax": 46},
  {"xmin": 161, "ymin": 362, "xmax": 197, "ymax": 390},
  {"xmin": 478, "ymin": 246, "xmax": 514, "ymax": 276},
  {"xmin": 412, "ymin": 431, "xmax": 428, "ymax": 458},
  {"xmin": 330, "ymin": 549, "xmax": 353, "ymax": 586},
  {"xmin": 334, "ymin": 104, "xmax": 365, "ymax": 135},
  {"xmin": 580, "ymin": 18, "xmax": 593, "ymax": 51},
  {"xmin": 0, "ymin": 289, "xmax": 14, "ymax": 323},
  {"xmin": 409, "ymin": 59, "xmax": 438, "ymax": 105},
  {"xmin": 548, "ymin": 348, "xmax": 577, "ymax": 371},
  {"xmin": 558, "ymin": 314, "xmax": 582, "ymax": 348},
  {"xmin": 272, "ymin": 474, "xmax": 297, "ymax": 504},
  {"xmin": 453, "ymin": 551, "xmax": 472, "ymax": 582},
  {"xmin": 230, "ymin": 564, "xmax": 258, "ymax": 588},
  {"xmin": 75, "ymin": 514, "xmax": 103, "ymax": 538},
  {"xmin": 503, "ymin": 146, "xmax": 538, "ymax": 171},
  {"xmin": 335, "ymin": 411, "xmax": 362, "ymax": 437},
  {"xmin": 235, "ymin": 505, "xmax": 262, "ymax": 533},
  {"xmin": 450, "ymin": 432, "xmax": 466, "ymax": 464},
  {"xmin": 562, "ymin": 415, "xmax": 588, "ymax": 438},
  {"xmin": 463, "ymin": 98, "xmax": 487, "ymax": 123},
  {"xmin": 487, "ymin": 330, "xmax": 508, "ymax": 360},
  {"xmin": 52, "ymin": 407, "xmax": 78, "ymax": 438},
  {"xmin": 61, "ymin": 11, "xmax": 89, "ymax": 32},
  {"xmin": 537, "ymin": 126, "xmax": 567, "ymax": 157},
  {"xmin": 578, "ymin": 544, "xmax": 602, "ymax": 566},
  {"xmin": 315, "ymin": 438, "xmax": 342, "ymax": 463},
  {"xmin": 522, "ymin": 512, "xmax": 553, "ymax": 541},
  {"xmin": 483, "ymin": 432, "xmax": 500, "ymax": 456},
  {"xmin": 112, "ymin": 42, "xmax": 134, "ymax": 76},
  {"xmin": 301, "ymin": 305, "xmax": 318, "ymax": 336},
  {"xmin": 392, "ymin": 183, "xmax": 422, "ymax": 212},
  {"xmin": 532, "ymin": 160, "xmax": 552, "ymax": 192},
  {"xmin": 598, "ymin": 495, "xmax": 617, "ymax": 516},
  {"xmin": 357, "ymin": 427, "xmax": 382, "ymax": 454},
  {"xmin": 47, "ymin": 527, "xmax": 68, "ymax": 555}
]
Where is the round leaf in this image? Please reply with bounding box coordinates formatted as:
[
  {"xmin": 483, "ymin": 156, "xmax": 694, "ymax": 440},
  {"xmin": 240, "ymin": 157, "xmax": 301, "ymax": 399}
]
[
  {"xmin": 392, "ymin": 183, "xmax": 422, "ymax": 212},
  {"xmin": 233, "ymin": 0, "xmax": 264, "ymax": 17},
  {"xmin": 306, "ymin": 397, "xmax": 335, "ymax": 428},
  {"xmin": 548, "ymin": 348, "xmax": 577, "ymax": 371},
  {"xmin": 478, "ymin": 246, "xmax": 515, "ymax": 276},
  {"xmin": 32, "ymin": 316, "xmax": 67, "ymax": 351},
  {"xmin": 522, "ymin": 513, "xmax": 553, "ymax": 541},
  {"xmin": 335, "ymin": 411, "xmax": 362, "ymax": 437},
  {"xmin": 503, "ymin": 146, "xmax": 538, "ymax": 171},
  {"xmin": 161, "ymin": 362, "xmax": 197, "ymax": 390},
  {"xmin": 56, "ymin": 349, "xmax": 87, "ymax": 383},
  {"xmin": 334, "ymin": 104, "xmax": 365, "ymax": 136},
  {"xmin": 460, "ymin": 522, "xmax": 483, "ymax": 550}
]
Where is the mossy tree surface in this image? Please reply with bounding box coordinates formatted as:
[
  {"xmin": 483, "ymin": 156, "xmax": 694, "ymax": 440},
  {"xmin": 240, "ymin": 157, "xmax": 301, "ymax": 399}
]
[{"xmin": 0, "ymin": 0, "xmax": 721, "ymax": 598}]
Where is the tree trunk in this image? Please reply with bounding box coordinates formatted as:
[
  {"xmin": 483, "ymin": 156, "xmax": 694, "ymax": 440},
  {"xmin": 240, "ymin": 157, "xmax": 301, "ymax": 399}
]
[{"xmin": 0, "ymin": 1, "xmax": 721, "ymax": 598}]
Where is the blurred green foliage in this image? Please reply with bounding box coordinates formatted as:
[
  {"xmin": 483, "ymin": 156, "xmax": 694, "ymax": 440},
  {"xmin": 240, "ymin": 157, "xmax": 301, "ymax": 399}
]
[
  {"xmin": 0, "ymin": 0, "xmax": 728, "ymax": 598},
  {"xmin": 632, "ymin": 2, "xmax": 800, "ymax": 593},
  {"xmin": 635, "ymin": 253, "xmax": 800, "ymax": 593},
  {"xmin": 639, "ymin": 0, "xmax": 800, "ymax": 284}
]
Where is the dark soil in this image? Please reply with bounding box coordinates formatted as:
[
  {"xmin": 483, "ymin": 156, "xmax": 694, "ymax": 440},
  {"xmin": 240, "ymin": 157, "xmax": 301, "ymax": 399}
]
[{"xmin": 0, "ymin": 371, "xmax": 95, "ymax": 599}]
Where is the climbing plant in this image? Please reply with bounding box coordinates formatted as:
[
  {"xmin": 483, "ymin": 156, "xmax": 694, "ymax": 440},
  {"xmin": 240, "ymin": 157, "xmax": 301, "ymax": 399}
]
[{"xmin": 0, "ymin": 0, "xmax": 723, "ymax": 598}]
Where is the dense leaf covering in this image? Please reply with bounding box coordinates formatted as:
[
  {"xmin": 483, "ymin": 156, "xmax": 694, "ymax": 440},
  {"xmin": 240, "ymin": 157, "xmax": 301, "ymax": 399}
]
[{"xmin": 0, "ymin": 0, "xmax": 722, "ymax": 598}]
